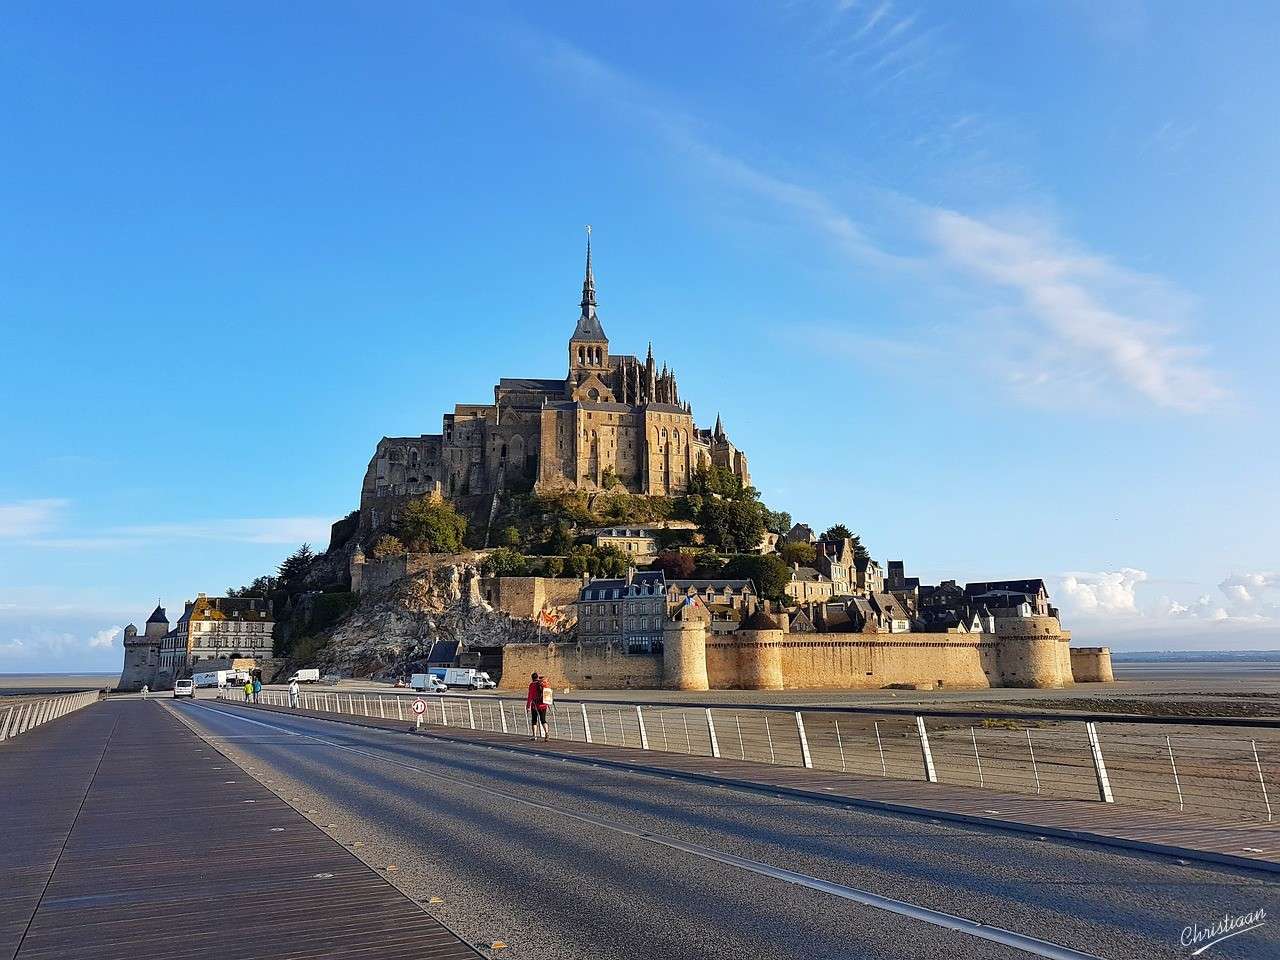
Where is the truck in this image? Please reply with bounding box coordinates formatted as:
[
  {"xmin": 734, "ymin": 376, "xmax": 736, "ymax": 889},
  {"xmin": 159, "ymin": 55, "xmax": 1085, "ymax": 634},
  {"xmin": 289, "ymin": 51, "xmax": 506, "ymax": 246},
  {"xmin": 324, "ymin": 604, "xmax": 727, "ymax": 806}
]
[
  {"xmin": 287, "ymin": 668, "xmax": 321, "ymax": 684},
  {"xmin": 409, "ymin": 673, "xmax": 447, "ymax": 693},
  {"xmin": 437, "ymin": 667, "xmax": 496, "ymax": 690},
  {"xmin": 193, "ymin": 670, "xmax": 239, "ymax": 688}
]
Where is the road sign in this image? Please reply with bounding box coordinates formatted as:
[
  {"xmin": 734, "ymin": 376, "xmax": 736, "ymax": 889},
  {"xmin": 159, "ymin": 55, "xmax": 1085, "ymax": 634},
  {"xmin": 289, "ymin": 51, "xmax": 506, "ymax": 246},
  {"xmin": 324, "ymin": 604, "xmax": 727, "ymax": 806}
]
[{"xmin": 412, "ymin": 698, "xmax": 427, "ymax": 715}]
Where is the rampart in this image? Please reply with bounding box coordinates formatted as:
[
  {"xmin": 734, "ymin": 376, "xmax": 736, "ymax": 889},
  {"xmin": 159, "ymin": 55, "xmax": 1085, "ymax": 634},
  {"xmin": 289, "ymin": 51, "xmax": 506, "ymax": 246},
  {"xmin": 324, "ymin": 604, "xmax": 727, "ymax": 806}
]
[{"xmin": 503, "ymin": 615, "xmax": 1106, "ymax": 691}]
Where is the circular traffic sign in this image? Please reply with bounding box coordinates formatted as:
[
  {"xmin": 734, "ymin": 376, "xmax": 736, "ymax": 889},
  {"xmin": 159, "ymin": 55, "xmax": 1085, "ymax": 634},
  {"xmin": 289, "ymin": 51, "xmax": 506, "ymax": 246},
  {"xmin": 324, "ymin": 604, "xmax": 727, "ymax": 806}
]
[{"xmin": 412, "ymin": 698, "xmax": 427, "ymax": 715}]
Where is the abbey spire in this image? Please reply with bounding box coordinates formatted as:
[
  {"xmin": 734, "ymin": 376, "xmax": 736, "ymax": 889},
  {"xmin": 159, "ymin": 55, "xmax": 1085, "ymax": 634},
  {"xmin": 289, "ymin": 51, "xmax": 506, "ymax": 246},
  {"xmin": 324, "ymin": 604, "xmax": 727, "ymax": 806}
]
[{"xmin": 571, "ymin": 226, "xmax": 607, "ymax": 344}]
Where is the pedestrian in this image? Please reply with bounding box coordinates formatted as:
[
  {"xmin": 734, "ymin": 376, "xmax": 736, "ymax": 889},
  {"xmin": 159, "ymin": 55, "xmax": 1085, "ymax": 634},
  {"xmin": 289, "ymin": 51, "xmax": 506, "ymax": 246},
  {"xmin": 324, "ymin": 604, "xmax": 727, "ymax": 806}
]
[
  {"xmin": 140, "ymin": 684, "xmax": 149, "ymax": 700},
  {"xmin": 288, "ymin": 678, "xmax": 300, "ymax": 709},
  {"xmin": 243, "ymin": 679, "xmax": 253, "ymax": 702},
  {"xmin": 252, "ymin": 676, "xmax": 262, "ymax": 704},
  {"xmin": 526, "ymin": 672, "xmax": 551, "ymax": 741}
]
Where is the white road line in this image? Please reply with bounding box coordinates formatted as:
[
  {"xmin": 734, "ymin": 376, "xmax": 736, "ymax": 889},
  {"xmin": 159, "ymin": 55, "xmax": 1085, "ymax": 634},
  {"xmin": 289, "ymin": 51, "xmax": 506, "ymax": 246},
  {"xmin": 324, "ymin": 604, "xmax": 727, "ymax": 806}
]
[{"xmin": 182, "ymin": 701, "xmax": 1105, "ymax": 960}]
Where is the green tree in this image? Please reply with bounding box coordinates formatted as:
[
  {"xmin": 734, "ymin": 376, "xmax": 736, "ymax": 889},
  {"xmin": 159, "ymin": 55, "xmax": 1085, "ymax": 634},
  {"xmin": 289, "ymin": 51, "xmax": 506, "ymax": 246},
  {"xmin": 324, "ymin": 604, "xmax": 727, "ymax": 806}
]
[
  {"xmin": 277, "ymin": 544, "xmax": 315, "ymax": 587},
  {"xmin": 545, "ymin": 521, "xmax": 573, "ymax": 556},
  {"xmin": 822, "ymin": 523, "xmax": 853, "ymax": 542},
  {"xmin": 779, "ymin": 541, "xmax": 816, "ymax": 567},
  {"xmin": 399, "ymin": 496, "xmax": 467, "ymax": 553},
  {"xmin": 762, "ymin": 508, "xmax": 792, "ymax": 535},
  {"xmin": 371, "ymin": 534, "xmax": 404, "ymax": 559},
  {"xmin": 542, "ymin": 556, "xmax": 565, "ymax": 578},
  {"xmin": 497, "ymin": 525, "xmax": 523, "ymax": 549},
  {"xmin": 722, "ymin": 554, "xmax": 791, "ymax": 603},
  {"xmin": 482, "ymin": 547, "xmax": 527, "ymax": 577}
]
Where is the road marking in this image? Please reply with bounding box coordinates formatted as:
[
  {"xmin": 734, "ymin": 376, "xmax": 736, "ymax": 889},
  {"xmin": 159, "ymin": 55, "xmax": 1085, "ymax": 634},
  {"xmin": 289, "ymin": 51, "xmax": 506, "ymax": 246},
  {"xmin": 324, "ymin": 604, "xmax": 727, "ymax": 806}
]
[{"xmin": 182, "ymin": 701, "xmax": 1102, "ymax": 960}]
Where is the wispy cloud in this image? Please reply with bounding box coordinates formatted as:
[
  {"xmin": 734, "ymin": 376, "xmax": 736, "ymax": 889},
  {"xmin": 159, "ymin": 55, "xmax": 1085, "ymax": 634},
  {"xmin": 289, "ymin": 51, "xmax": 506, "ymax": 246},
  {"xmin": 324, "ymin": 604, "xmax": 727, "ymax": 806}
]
[
  {"xmin": 527, "ymin": 27, "xmax": 1222, "ymax": 413},
  {"xmin": 0, "ymin": 499, "xmax": 68, "ymax": 538},
  {"xmin": 7, "ymin": 499, "xmax": 332, "ymax": 549},
  {"xmin": 111, "ymin": 517, "xmax": 334, "ymax": 545},
  {"xmin": 926, "ymin": 210, "xmax": 1223, "ymax": 410}
]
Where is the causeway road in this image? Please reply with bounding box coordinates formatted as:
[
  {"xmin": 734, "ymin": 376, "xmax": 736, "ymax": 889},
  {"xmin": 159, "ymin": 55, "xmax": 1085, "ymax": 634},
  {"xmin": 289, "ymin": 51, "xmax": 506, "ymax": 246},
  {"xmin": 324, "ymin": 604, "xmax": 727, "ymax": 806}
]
[{"xmin": 173, "ymin": 699, "xmax": 1278, "ymax": 960}]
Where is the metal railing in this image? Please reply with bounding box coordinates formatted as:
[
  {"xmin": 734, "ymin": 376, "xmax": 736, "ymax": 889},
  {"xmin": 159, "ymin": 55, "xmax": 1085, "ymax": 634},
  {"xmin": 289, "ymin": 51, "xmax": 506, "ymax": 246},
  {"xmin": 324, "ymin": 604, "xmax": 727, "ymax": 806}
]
[
  {"xmin": 0, "ymin": 690, "xmax": 101, "ymax": 744},
  {"xmin": 218, "ymin": 688, "xmax": 1280, "ymax": 825}
]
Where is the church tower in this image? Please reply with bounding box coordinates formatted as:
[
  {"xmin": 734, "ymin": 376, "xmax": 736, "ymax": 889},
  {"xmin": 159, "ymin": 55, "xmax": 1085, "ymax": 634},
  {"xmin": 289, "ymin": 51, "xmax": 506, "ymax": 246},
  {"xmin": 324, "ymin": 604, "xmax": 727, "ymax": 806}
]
[{"xmin": 568, "ymin": 228, "xmax": 609, "ymax": 380}]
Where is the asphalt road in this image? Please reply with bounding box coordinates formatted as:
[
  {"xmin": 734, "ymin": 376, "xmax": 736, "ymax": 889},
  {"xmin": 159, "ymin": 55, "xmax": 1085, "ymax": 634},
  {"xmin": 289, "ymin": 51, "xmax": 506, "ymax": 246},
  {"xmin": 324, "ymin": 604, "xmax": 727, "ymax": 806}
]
[{"xmin": 172, "ymin": 700, "xmax": 1277, "ymax": 960}]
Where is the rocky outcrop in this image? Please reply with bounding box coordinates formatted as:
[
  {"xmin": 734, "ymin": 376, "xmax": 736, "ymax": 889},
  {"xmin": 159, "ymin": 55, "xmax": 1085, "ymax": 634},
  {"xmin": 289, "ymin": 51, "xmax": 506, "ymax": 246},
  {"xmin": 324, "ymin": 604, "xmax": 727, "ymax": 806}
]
[{"xmin": 313, "ymin": 559, "xmax": 559, "ymax": 679}]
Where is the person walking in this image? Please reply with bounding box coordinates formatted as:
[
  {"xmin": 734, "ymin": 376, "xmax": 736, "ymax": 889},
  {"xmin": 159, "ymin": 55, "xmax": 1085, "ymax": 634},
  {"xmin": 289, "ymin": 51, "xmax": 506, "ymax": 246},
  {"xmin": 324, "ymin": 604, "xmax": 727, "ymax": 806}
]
[
  {"xmin": 526, "ymin": 672, "xmax": 551, "ymax": 741},
  {"xmin": 243, "ymin": 679, "xmax": 253, "ymax": 702},
  {"xmin": 252, "ymin": 676, "xmax": 262, "ymax": 704},
  {"xmin": 288, "ymin": 678, "xmax": 300, "ymax": 709},
  {"xmin": 140, "ymin": 684, "xmax": 149, "ymax": 700}
]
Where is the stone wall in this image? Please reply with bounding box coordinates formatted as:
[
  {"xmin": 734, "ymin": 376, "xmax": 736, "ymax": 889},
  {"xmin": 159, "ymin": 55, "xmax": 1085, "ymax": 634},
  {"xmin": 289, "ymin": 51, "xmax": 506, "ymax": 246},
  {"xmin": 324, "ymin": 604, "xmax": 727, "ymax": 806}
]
[
  {"xmin": 1070, "ymin": 646, "xmax": 1115, "ymax": 683},
  {"xmin": 501, "ymin": 640, "xmax": 663, "ymax": 690},
  {"xmin": 482, "ymin": 576, "xmax": 583, "ymax": 620},
  {"xmin": 352, "ymin": 553, "xmax": 441, "ymax": 595}
]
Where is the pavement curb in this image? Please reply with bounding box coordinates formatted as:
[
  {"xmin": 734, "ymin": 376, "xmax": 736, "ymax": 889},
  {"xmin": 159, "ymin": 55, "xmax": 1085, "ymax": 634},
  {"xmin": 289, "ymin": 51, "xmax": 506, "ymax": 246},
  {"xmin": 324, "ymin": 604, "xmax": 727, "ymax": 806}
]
[{"xmin": 214, "ymin": 699, "xmax": 1280, "ymax": 877}]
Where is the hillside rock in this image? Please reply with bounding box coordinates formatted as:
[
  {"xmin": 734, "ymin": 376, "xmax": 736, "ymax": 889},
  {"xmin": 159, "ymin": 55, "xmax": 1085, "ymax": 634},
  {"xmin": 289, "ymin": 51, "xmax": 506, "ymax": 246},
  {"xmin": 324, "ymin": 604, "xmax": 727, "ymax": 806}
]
[{"xmin": 314, "ymin": 560, "xmax": 558, "ymax": 679}]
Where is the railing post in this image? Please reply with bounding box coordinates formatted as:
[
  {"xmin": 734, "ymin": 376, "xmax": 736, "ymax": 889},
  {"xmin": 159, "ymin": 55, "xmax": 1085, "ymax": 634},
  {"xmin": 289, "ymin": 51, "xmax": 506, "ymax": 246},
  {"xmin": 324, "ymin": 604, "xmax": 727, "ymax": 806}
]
[
  {"xmin": 1251, "ymin": 740, "xmax": 1273, "ymax": 822},
  {"xmin": 499, "ymin": 702, "xmax": 509, "ymax": 734},
  {"xmin": 440, "ymin": 698, "xmax": 447, "ymax": 726},
  {"xmin": 1166, "ymin": 735, "xmax": 1183, "ymax": 812},
  {"xmin": 0, "ymin": 706, "xmax": 14, "ymax": 741},
  {"xmin": 795, "ymin": 712, "xmax": 813, "ymax": 769},
  {"xmin": 706, "ymin": 708, "xmax": 721, "ymax": 758},
  {"xmin": 916, "ymin": 716, "xmax": 938, "ymax": 783},
  {"xmin": 1026, "ymin": 728, "xmax": 1041, "ymax": 795},
  {"xmin": 467, "ymin": 699, "xmax": 476, "ymax": 730},
  {"xmin": 1086, "ymin": 722, "xmax": 1114, "ymax": 803},
  {"xmin": 395, "ymin": 697, "xmax": 404, "ymax": 721},
  {"xmin": 636, "ymin": 706, "xmax": 649, "ymax": 750},
  {"xmin": 581, "ymin": 703, "xmax": 593, "ymax": 744}
]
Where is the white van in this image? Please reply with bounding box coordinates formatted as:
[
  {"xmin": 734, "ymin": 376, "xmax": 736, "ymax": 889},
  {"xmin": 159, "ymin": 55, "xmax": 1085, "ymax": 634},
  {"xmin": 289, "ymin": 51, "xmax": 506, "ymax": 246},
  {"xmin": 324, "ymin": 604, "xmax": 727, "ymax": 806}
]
[
  {"xmin": 409, "ymin": 673, "xmax": 447, "ymax": 693},
  {"xmin": 173, "ymin": 679, "xmax": 195, "ymax": 699}
]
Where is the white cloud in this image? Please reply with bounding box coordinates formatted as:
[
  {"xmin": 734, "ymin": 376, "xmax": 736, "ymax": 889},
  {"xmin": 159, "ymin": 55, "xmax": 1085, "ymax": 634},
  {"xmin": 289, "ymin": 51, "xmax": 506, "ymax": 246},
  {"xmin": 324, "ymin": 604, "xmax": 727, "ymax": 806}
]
[
  {"xmin": 0, "ymin": 625, "xmax": 123, "ymax": 662},
  {"xmin": 89, "ymin": 626, "xmax": 122, "ymax": 649},
  {"xmin": 1059, "ymin": 568, "xmax": 1148, "ymax": 616},
  {"xmin": 0, "ymin": 499, "xmax": 68, "ymax": 538},
  {"xmin": 926, "ymin": 210, "xmax": 1222, "ymax": 411}
]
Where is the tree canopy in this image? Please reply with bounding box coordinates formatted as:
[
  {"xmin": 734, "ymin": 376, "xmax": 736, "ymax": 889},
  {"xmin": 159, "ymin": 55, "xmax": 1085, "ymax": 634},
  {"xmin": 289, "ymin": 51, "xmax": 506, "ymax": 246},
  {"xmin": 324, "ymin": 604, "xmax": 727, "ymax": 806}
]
[
  {"xmin": 722, "ymin": 554, "xmax": 791, "ymax": 603},
  {"xmin": 779, "ymin": 541, "xmax": 816, "ymax": 567},
  {"xmin": 399, "ymin": 496, "xmax": 467, "ymax": 554},
  {"xmin": 651, "ymin": 549, "xmax": 696, "ymax": 580}
]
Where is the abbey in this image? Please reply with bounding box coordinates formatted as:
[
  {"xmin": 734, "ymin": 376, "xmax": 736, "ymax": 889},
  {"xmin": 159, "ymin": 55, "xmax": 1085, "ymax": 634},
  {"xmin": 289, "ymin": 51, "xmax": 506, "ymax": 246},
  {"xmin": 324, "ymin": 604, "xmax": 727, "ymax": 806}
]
[{"xmin": 360, "ymin": 236, "xmax": 749, "ymax": 518}]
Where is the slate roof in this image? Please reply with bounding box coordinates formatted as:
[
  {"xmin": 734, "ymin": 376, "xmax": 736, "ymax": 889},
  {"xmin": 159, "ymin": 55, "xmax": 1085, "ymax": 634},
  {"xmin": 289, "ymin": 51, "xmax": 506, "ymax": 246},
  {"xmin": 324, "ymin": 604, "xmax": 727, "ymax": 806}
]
[
  {"xmin": 498, "ymin": 378, "xmax": 565, "ymax": 392},
  {"xmin": 964, "ymin": 579, "xmax": 1048, "ymax": 597},
  {"xmin": 571, "ymin": 311, "xmax": 608, "ymax": 342},
  {"xmin": 146, "ymin": 605, "xmax": 168, "ymax": 624}
]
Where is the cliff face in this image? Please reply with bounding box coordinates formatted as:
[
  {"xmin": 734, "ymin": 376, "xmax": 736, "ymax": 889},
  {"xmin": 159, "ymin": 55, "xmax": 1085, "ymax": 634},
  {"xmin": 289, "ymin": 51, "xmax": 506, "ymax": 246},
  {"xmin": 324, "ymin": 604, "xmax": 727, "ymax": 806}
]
[{"xmin": 313, "ymin": 560, "xmax": 556, "ymax": 679}]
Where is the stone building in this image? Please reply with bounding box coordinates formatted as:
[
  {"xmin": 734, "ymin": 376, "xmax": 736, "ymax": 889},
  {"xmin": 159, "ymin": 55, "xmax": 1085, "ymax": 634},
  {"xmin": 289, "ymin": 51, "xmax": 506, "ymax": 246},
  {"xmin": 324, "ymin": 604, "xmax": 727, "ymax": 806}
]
[
  {"xmin": 357, "ymin": 234, "xmax": 750, "ymax": 537},
  {"xmin": 575, "ymin": 569, "xmax": 667, "ymax": 653},
  {"xmin": 117, "ymin": 605, "xmax": 169, "ymax": 692},
  {"xmin": 158, "ymin": 594, "xmax": 274, "ymax": 678},
  {"xmin": 784, "ymin": 565, "xmax": 835, "ymax": 604},
  {"xmin": 591, "ymin": 526, "xmax": 660, "ymax": 561}
]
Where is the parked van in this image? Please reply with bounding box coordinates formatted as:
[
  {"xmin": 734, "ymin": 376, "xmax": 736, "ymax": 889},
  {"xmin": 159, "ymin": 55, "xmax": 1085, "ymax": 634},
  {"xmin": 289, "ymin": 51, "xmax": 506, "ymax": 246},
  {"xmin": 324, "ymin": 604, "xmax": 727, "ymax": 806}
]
[
  {"xmin": 410, "ymin": 673, "xmax": 447, "ymax": 693},
  {"xmin": 173, "ymin": 679, "xmax": 195, "ymax": 699},
  {"xmin": 288, "ymin": 669, "xmax": 320, "ymax": 683}
]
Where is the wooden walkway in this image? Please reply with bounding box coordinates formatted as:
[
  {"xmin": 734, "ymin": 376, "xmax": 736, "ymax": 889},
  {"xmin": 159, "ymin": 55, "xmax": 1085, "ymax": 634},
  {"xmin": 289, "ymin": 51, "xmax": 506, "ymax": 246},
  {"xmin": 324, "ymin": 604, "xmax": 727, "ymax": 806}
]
[
  {"xmin": 232, "ymin": 698, "xmax": 1280, "ymax": 875},
  {"xmin": 0, "ymin": 699, "xmax": 480, "ymax": 960}
]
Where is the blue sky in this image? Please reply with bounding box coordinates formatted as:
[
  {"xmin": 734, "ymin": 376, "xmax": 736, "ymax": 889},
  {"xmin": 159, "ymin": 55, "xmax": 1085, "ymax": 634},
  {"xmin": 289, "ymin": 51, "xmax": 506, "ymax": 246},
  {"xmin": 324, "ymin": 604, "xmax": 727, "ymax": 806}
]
[{"xmin": 3, "ymin": 1, "xmax": 1278, "ymax": 671}]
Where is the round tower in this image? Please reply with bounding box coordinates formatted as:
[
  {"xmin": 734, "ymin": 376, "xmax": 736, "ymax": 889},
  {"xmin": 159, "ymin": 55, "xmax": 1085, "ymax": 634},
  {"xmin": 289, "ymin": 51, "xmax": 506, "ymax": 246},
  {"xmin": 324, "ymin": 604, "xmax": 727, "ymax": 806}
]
[
  {"xmin": 144, "ymin": 604, "xmax": 169, "ymax": 640},
  {"xmin": 663, "ymin": 597, "xmax": 710, "ymax": 691},
  {"xmin": 735, "ymin": 609, "xmax": 784, "ymax": 690},
  {"xmin": 993, "ymin": 615, "xmax": 1065, "ymax": 688}
]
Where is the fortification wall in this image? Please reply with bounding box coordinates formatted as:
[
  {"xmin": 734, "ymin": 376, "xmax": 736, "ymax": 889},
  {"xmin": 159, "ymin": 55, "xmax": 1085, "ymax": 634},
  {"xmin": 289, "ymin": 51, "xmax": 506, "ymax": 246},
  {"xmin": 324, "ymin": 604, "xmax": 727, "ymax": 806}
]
[
  {"xmin": 483, "ymin": 576, "xmax": 582, "ymax": 620},
  {"xmin": 501, "ymin": 627, "xmax": 1090, "ymax": 691},
  {"xmin": 352, "ymin": 554, "xmax": 439, "ymax": 595},
  {"xmin": 1071, "ymin": 646, "xmax": 1115, "ymax": 683},
  {"xmin": 774, "ymin": 633, "xmax": 996, "ymax": 690},
  {"xmin": 500, "ymin": 640, "xmax": 662, "ymax": 690}
]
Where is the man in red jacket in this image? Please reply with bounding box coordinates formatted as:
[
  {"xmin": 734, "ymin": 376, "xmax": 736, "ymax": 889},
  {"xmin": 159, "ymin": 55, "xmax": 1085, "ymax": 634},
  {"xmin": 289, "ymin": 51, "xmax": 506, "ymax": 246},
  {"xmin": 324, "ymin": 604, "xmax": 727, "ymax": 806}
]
[{"xmin": 526, "ymin": 672, "xmax": 549, "ymax": 741}]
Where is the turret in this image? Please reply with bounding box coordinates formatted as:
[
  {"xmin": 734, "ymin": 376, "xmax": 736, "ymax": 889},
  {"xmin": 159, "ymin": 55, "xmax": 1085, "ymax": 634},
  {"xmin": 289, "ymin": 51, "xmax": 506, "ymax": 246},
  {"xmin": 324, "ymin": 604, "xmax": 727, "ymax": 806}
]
[
  {"xmin": 569, "ymin": 227, "xmax": 609, "ymax": 376},
  {"xmin": 144, "ymin": 604, "xmax": 169, "ymax": 640},
  {"xmin": 662, "ymin": 596, "xmax": 710, "ymax": 691},
  {"xmin": 735, "ymin": 609, "xmax": 784, "ymax": 690}
]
